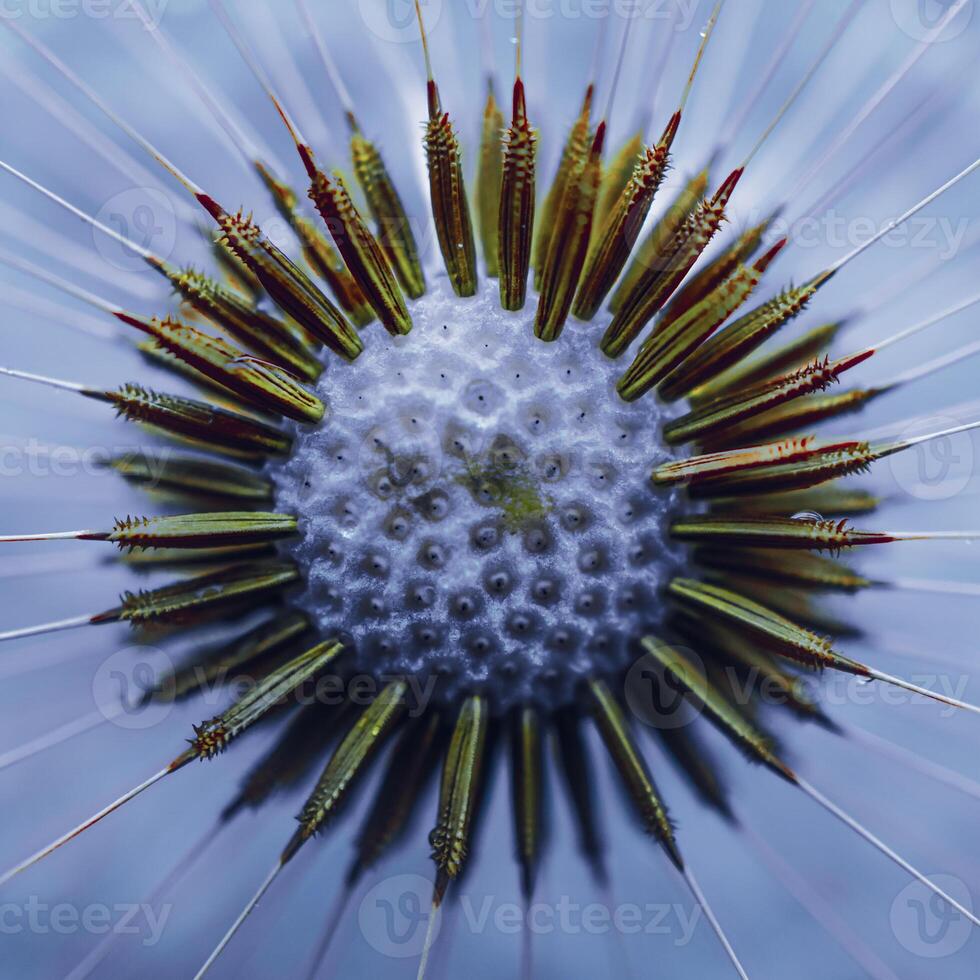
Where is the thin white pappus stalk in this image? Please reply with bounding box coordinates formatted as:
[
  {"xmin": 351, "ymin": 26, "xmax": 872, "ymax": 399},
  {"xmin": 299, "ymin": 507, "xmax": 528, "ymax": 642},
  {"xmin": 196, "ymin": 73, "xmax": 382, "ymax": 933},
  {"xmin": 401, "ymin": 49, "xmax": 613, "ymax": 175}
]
[
  {"xmin": 0, "ymin": 614, "xmax": 97, "ymax": 643},
  {"xmin": 0, "ymin": 765, "xmax": 173, "ymax": 887},
  {"xmin": 714, "ymin": 0, "xmax": 817, "ymax": 158},
  {"xmin": 0, "ymin": 226, "xmax": 127, "ymax": 314},
  {"xmin": 0, "ymin": 703, "xmax": 128, "ymax": 772},
  {"xmin": 862, "ymin": 667, "xmax": 980, "ymax": 716},
  {"xmin": 882, "ymin": 339, "xmax": 980, "ymax": 391},
  {"xmin": 66, "ymin": 820, "xmax": 221, "ymax": 980},
  {"xmin": 740, "ymin": 822, "xmax": 900, "ymax": 980},
  {"xmin": 0, "ymin": 58, "xmax": 199, "ymax": 225},
  {"xmin": 193, "ymin": 860, "xmax": 285, "ymax": 980},
  {"xmin": 791, "ymin": 0, "xmax": 974, "ymax": 196},
  {"xmin": 739, "ymin": 0, "xmax": 862, "ymax": 170},
  {"xmin": 830, "ymin": 153, "xmax": 980, "ymax": 274},
  {"xmin": 1, "ymin": 18, "xmax": 206, "ymax": 198},
  {"xmin": 678, "ymin": 864, "xmax": 750, "ymax": 980},
  {"xmin": 796, "ymin": 776, "xmax": 980, "ymax": 930},
  {"xmin": 2, "ymin": 284, "xmax": 119, "ymax": 341},
  {"xmin": 0, "ymin": 531, "xmax": 103, "ymax": 543},
  {"xmin": 208, "ymin": 0, "xmax": 312, "ymax": 153},
  {"xmin": 127, "ymin": 0, "xmax": 268, "ymax": 167},
  {"xmin": 843, "ymin": 724, "xmax": 980, "ymax": 805}
]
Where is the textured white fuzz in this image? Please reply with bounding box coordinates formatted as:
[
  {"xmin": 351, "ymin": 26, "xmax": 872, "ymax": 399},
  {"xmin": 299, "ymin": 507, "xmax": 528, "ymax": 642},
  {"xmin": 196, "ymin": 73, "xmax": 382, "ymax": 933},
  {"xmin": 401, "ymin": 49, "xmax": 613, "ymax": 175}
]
[{"xmin": 273, "ymin": 277, "xmax": 683, "ymax": 711}]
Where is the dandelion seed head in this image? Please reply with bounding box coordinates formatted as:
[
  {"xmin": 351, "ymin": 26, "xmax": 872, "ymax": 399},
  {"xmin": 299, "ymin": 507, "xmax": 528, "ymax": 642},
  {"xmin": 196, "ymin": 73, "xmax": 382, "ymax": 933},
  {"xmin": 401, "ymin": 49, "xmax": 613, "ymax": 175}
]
[{"xmin": 274, "ymin": 277, "xmax": 683, "ymax": 711}]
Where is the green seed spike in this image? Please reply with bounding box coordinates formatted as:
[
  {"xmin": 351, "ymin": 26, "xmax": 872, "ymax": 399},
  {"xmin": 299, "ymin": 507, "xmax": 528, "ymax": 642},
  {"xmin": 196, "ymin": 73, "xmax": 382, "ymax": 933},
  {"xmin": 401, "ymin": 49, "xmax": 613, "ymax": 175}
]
[
  {"xmin": 675, "ymin": 419, "xmax": 980, "ymax": 498},
  {"xmin": 602, "ymin": 168, "xmax": 744, "ymax": 358},
  {"xmin": 111, "ymin": 311, "xmax": 324, "ymax": 424},
  {"xmin": 121, "ymin": 0, "xmax": 374, "ymax": 329},
  {"xmin": 190, "ymin": 638, "xmax": 346, "ymax": 760},
  {"xmin": 709, "ymin": 574, "xmax": 861, "ymax": 638},
  {"xmin": 0, "ymin": 368, "xmax": 291, "ymax": 460},
  {"xmin": 692, "ymin": 548, "xmax": 873, "ymax": 593},
  {"xmin": 587, "ymin": 678, "xmax": 682, "ymax": 871},
  {"xmin": 350, "ymin": 712, "xmax": 443, "ymax": 881},
  {"xmin": 294, "ymin": 165, "xmax": 414, "ymax": 336},
  {"xmin": 640, "ymin": 638, "xmax": 797, "ymax": 782},
  {"xmin": 254, "ymin": 162, "xmax": 374, "ymax": 327},
  {"xmin": 109, "ymin": 454, "xmax": 274, "ymax": 504},
  {"xmin": 349, "ymin": 128, "xmax": 426, "ymax": 299},
  {"xmin": 651, "ymin": 433, "xmax": 879, "ymax": 499},
  {"xmin": 594, "ymin": 130, "xmax": 642, "ymax": 231},
  {"xmin": 685, "ymin": 444, "xmax": 876, "ymax": 499},
  {"xmin": 671, "ymin": 293, "xmax": 980, "ymax": 445},
  {"xmin": 149, "ymin": 611, "xmax": 312, "ymax": 703},
  {"xmin": 498, "ymin": 72, "xmax": 537, "ymax": 311},
  {"xmin": 305, "ymin": 711, "xmax": 443, "ymax": 978},
  {"xmin": 209, "ymin": 0, "xmax": 409, "ymax": 339},
  {"xmin": 668, "ymin": 577, "xmax": 980, "ymax": 716},
  {"xmin": 534, "ymin": 83, "xmax": 593, "ymax": 292},
  {"xmin": 658, "ymin": 215, "xmax": 777, "ymax": 330},
  {"xmin": 694, "ymin": 616, "xmax": 836, "ymax": 726},
  {"xmin": 0, "ymin": 160, "xmax": 323, "ymax": 381},
  {"xmin": 553, "ymin": 706, "xmax": 606, "ymax": 880},
  {"xmin": 573, "ymin": 112, "xmax": 680, "ymax": 322},
  {"xmin": 429, "ymin": 695, "xmax": 490, "ymax": 905},
  {"xmin": 297, "ymin": 0, "xmax": 425, "ymax": 299},
  {"xmin": 709, "ymin": 486, "xmax": 880, "ymax": 518},
  {"xmin": 704, "ymin": 388, "xmax": 877, "ymax": 450},
  {"xmin": 690, "ymin": 320, "xmax": 846, "ymax": 403},
  {"xmin": 609, "ymin": 168, "xmax": 709, "ymax": 315},
  {"xmin": 196, "ymin": 680, "xmax": 406, "ymax": 979},
  {"xmin": 122, "ymin": 544, "xmax": 277, "ymax": 570},
  {"xmin": 168, "ymin": 266, "xmax": 323, "ymax": 382},
  {"xmin": 663, "ymin": 354, "xmax": 859, "ymax": 444},
  {"xmin": 705, "ymin": 334, "xmax": 980, "ymax": 452},
  {"xmin": 657, "ymin": 271, "xmax": 833, "ymax": 402},
  {"xmin": 106, "ymin": 561, "xmax": 301, "ymax": 630},
  {"xmin": 415, "ymin": 0, "xmax": 478, "ymax": 298},
  {"xmin": 534, "ymin": 123, "xmax": 605, "ymax": 341},
  {"xmin": 1, "ymin": 512, "xmax": 297, "ymax": 551},
  {"xmin": 107, "ymin": 385, "xmax": 290, "ymax": 460},
  {"xmin": 477, "ymin": 77, "xmax": 506, "ymax": 278},
  {"xmin": 617, "ymin": 237, "xmax": 785, "ymax": 401},
  {"xmin": 672, "ymin": 514, "xmax": 980, "ymax": 553},
  {"xmin": 656, "ymin": 724, "xmax": 734, "ymax": 822},
  {"xmin": 575, "ymin": 0, "xmax": 726, "ymax": 322},
  {"xmin": 283, "ymin": 680, "xmax": 410, "ymax": 858},
  {"xmin": 0, "ymin": 633, "xmax": 338, "ymax": 889},
  {"xmin": 667, "ymin": 577, "xmax": 858, "ymax": 674},
  {"xmin": 223, "ymin": 701, "xmax": 350, "ymax": 821},
  {"xmin": 511, "ymin": 705, "xmax": 543, "ymax": 899}
]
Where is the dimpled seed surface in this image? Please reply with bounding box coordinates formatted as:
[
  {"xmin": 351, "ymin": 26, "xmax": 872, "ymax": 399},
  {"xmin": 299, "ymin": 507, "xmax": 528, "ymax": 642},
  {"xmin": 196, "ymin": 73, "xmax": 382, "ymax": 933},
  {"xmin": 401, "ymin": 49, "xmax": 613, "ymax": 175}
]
[{"xmin": 273, "ymin": 277, "xmax": 684, "ymax": 712}]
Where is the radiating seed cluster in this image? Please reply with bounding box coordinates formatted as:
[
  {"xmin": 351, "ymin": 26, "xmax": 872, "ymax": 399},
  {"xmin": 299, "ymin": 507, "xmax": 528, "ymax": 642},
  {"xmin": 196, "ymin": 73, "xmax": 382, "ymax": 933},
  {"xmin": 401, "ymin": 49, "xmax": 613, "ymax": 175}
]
[{"xmin": 274, "ymin": 278, "xmax": 685, "ymax": 711}]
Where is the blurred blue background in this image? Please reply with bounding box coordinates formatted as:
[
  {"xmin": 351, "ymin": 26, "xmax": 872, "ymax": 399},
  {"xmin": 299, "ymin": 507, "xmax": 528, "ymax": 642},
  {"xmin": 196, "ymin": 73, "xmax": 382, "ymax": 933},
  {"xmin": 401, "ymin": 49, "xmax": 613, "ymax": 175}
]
[{"xmin": 1, "ymin": 0, "xmax": 980, "ymax": 976}]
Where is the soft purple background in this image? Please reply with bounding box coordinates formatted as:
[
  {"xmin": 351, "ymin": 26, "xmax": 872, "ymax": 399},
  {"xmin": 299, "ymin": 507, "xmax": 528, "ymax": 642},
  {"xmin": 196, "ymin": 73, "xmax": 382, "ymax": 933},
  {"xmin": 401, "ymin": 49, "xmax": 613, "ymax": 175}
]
[{"xmin": 2, "ymin": 0, "xmax": 980, "ymax": 977}]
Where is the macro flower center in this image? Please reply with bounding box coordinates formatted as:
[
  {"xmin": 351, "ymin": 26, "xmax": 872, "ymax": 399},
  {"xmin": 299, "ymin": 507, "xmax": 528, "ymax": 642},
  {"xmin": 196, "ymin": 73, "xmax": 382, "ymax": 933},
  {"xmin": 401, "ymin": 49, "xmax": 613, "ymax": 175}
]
[{"xmin": 274, "ymin": 278, "xmax": 682, "ymax": 712}]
